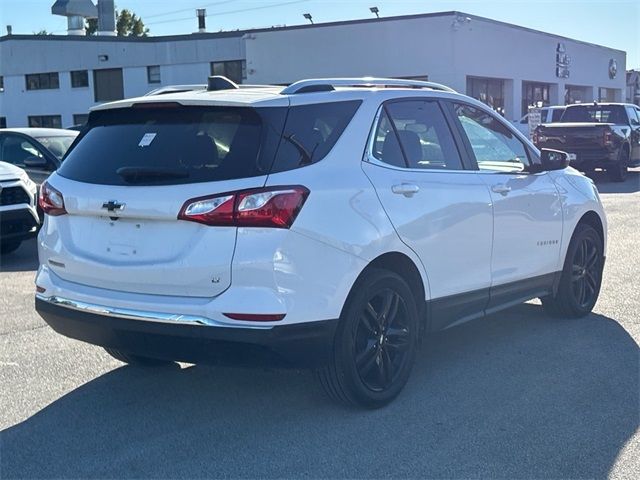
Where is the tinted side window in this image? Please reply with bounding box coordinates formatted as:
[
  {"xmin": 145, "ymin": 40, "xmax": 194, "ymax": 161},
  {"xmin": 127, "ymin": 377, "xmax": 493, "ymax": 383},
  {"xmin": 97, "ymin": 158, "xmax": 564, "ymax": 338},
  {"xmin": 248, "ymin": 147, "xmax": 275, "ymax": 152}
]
[
  {"xmin": 0, "ymin": 135, "xmax": 45, "ymax": 168},
  {"xmin": 372, "ymin": 109, "xmax": 405, "ymax": 167},
  {"xmin": 374, "ymin": 100, "xmax": 463, "ymax": 170},
  {"xmin": 270, "ymin": 101, "xmax": 361, "ymax": 173},
  {"xmin": 453, "ymin": 103, "xmax": 530, "ymax": 172},
  {"xmin": 625, "ymin": 106, "xmax": 640, "ymax": 125},
  {"xmin": 551, "ymin": 109, "xmax": 564, "ymax": 122}
]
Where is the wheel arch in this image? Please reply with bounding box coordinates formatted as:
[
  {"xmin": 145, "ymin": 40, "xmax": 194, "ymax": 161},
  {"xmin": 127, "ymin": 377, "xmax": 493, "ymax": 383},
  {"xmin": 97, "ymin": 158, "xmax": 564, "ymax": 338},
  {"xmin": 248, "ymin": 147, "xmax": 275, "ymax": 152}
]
[
  {"xmin": 344, "ymin": 252, "xmax": 429, "ymax": 331},
  {"xmin": 577, "ymin": 210, "xmax": 605, "ymax": 251}
]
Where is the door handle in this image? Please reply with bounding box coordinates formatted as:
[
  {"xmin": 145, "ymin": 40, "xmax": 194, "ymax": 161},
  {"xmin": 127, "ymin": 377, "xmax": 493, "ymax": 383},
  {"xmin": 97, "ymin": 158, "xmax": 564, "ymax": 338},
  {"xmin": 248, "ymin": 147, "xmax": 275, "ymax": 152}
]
[
  {"xmin": 491, "ymin": 184, "xmax": 512, "ymax": 195},
  {"xmin": 392, "ymin": 183, "xmax": 420, "ymax": 197}
]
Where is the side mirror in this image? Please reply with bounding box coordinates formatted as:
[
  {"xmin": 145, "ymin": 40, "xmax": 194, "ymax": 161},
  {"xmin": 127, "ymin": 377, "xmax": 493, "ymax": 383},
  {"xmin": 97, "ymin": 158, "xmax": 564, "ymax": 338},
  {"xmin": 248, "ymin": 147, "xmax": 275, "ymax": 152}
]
[
  {"xmin": 23, "ymin": 156, "xmax": 48, "ymax": 169},
  {"xmin": 538, "ymin": 148, "xmax": 570, "ymax": 172}
]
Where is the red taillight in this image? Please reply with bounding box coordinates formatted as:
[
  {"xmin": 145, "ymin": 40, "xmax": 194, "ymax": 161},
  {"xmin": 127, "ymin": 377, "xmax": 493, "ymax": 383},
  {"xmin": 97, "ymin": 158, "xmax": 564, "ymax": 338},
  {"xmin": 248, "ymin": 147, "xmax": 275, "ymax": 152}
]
[
  {"xmin": 178, "ymin": 186, "xmax": 309, "ymax": 228},
  {"xmin": 223, "ymin": 313, "xmax": 286, "ymax": 322},
  {"xmin": 603, "ymin": 129, "xmax": 613, "ymax": 146},
  {"xmin": 39, "ymin": 181, "xmax": 67, "ymax": 216}
]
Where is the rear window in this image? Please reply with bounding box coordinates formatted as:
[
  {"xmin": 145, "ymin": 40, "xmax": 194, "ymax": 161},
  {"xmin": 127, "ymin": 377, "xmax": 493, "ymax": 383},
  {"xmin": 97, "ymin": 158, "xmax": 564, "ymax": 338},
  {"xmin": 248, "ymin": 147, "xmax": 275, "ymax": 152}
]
[
  {"xmin": 58, "ymin": 101, "xmax": 360, "ymax": 185},
  {"xmin": 561, "ymin": 105, "xmax": 626, "ymax": 123},
  {"xmin": 270, "ymin": 100, "xmax": 362, "ymax": 173},
  {"xmin": 58, "ymin": 106, "xmax": 287, "ymax": 186}
]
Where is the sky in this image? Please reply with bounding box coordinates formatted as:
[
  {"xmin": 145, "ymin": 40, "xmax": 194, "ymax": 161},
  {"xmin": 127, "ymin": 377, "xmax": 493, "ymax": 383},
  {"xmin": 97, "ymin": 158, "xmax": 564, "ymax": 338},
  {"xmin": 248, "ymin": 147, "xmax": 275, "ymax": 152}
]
[{"xmin": 1, "ymin": 0, "xmax": 639, "ymax": 68}]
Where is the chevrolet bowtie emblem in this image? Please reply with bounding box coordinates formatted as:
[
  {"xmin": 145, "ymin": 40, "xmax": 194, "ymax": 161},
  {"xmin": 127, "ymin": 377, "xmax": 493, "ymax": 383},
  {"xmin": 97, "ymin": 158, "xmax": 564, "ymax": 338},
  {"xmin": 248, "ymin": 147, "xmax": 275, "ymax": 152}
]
[{"xmin": 102, "ymin": 200, "xmax": 126, "ymax": 212}]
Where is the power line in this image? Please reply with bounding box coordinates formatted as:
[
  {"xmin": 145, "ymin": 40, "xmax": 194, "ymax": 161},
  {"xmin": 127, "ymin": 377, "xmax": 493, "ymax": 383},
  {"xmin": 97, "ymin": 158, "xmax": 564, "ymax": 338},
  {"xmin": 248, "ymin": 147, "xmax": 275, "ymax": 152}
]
[
  {"xmin": 143, "ymin": 1, "xmax": 236, "ymax": 20},
  {"xmin": 146, "ymin": 0, "xmax": 310, "ymax": 27}
]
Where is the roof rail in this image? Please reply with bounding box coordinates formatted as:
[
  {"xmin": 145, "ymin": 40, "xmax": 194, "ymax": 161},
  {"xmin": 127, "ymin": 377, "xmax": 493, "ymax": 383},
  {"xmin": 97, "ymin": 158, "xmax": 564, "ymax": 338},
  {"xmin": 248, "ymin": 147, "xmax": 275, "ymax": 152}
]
[{"xmin": 281, "ymin": 77, "xmax": 457, "ymax": 95}]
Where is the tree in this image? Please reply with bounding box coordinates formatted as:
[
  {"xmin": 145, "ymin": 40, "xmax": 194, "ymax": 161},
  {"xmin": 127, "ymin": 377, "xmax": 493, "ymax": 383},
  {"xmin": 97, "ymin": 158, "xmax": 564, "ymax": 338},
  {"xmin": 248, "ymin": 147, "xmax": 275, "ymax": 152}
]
[
  {"xmin": 85, "ymin": 9, "xmax": 149, "ymax": 36},
  {"xmin": 34, "ymin": 29, "xmax": 53, "ymax": 35}
]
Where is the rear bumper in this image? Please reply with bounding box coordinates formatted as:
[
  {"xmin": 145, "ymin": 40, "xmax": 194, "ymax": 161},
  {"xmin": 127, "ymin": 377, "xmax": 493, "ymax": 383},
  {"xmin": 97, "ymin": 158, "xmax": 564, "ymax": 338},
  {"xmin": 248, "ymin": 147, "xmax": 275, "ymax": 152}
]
[
  {"xmin": 35, "ymin": 296, "xmax": 338, "ymax": 368},
  {"xmin": 0, "ymin": 208, "xmax": 39, "ymax": 242},
  {"xmin": 540, "ymin": 146, "xmax": 618, "ymax": 167}
]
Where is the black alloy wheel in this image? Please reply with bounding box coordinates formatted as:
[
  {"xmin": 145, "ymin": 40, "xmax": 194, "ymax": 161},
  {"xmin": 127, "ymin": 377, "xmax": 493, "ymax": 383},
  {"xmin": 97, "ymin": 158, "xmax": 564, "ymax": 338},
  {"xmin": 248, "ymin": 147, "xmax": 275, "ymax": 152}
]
[
  {"xmin": 570, "ymin": 236, "xmax": 601, "ymax": 309},
  {"xmin": 542, "ymin": 223, "xmax": 604, "ymax": 318},
  {"xmin": 354, "ymin": 288, "xmax": 412, "ymax": 392},
  {"xmin": 316, "ymin": 269, "xmax": 419, "ymax": 408}
]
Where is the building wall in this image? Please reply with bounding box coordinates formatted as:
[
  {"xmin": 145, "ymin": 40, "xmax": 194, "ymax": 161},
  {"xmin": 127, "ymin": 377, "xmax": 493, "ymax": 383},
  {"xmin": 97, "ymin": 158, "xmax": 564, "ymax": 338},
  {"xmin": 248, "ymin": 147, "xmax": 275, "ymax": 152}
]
[
  {"xmin": 245, "ymin": 15, "xmax": 457, "ymax": 85},
  {"xmin": 0, "ymin": 12, "xmax": 628, "ymax": 127},
  {"xmin": 245, "ymin": 13, "xmax": 626, "ymax": 119},
  {"xmin": 0, "ymin": 35, "xmax": 244, "ymax": 127},
  {"xmin": 450, "ymin": 15, "xmax": 626, "ymax": 118}
]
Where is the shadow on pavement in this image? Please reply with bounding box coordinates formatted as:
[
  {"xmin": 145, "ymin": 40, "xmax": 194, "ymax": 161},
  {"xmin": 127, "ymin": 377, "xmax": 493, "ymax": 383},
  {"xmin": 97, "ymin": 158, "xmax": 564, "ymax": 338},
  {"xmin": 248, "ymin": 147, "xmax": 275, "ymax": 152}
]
[
  {"xmin": 2, "ymin": 304, "xmax": 638, "ymax": 479},
  {"xmin": 588, "ymin": 168, "xmax": 640, "ymax": 194},
  {"xmin": 0, "ymin": 239, "xmax": 38, "ymax": 273}
]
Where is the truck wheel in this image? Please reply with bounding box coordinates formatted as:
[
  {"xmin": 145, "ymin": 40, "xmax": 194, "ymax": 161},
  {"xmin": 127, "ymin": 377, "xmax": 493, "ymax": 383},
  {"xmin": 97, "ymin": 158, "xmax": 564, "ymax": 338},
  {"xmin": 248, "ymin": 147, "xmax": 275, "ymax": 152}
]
[
  {"xmin": 541, "ymin": 223, "xmax": 604, "ymax": 318},
  {"xmin": 0, "ymin": 241, "xmax": 21, "ymax": 255},
  {"xmin": 608, "ymin": 148, "xmax": 629, "ymax": 182},
  {"xmin": 104, "ymin": 347, "xmax": 174, "ymax": 366},
  {"xmin": 316, "ymin": 269, "xmax": 419, "ymax": 408}
]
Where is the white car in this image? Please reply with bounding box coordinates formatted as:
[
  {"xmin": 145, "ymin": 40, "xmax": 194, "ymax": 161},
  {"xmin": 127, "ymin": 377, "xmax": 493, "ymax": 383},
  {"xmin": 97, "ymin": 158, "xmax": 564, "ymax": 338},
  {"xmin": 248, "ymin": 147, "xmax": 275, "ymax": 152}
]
[
  {"xmin": 0, "ymin": 161, "xmax": 39, "ymax": 254},
  {"xmin": 514, "ymin": 105, "xmax": 566, "ymax": 136},
  {"xmin": 35, "ymin": 77, "xmax": 607, "ymax": 408}
]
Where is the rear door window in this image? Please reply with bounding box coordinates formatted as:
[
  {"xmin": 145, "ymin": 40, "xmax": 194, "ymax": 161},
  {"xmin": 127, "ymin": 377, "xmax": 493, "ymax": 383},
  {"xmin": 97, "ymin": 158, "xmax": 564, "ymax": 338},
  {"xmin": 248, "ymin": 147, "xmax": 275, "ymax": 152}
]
[
  {"xmin": 270, "ymin": 101, "xmax": 361, "ymax": 173},
  {"xmin": 373, "ymin": 100, "xmax": 463, "ymax": 170},
  {"xmin": 57, "ymin": 106, "xmax": 287, "ymax": 185}
]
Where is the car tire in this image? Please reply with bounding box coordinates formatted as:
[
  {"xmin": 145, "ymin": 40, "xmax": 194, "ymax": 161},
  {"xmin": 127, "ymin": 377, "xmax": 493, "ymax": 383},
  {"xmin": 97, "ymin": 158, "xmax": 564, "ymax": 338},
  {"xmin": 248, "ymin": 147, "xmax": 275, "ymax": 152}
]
[
  {"xmin": 608, "ymin": 148, "xmax": 629, "ymax": 182},
  {"xmin": 0, "ymin": 241, "xmax": 22, "ymax": 255},
  {"xmin": 104, "ymin": 347, "xmax": 174, "ymax": 366},
  {"xmin": 541, "ymin": 223, "xmax": 604, "ymax": 318},
  {"xmin": 316, "ymin": 269, "xmax": 419, "ymax": 408}
]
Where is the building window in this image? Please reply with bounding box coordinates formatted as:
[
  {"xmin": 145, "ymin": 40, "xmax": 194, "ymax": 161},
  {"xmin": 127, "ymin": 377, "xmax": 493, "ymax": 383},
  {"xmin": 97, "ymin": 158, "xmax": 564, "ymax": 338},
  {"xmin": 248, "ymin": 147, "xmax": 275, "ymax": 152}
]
[
  {"xmin": 467, "ymin": 76, "xmax": 505, "ymax": 115},
  {"xmin": 71, "ymin": 70, "xmax": 89, "ymax": 88},
  {"xmin": 210, "ymin": 60, "xmax": 246, "ymax": 84},
  {"xmin": 0, "ymin": 117, "xmax": 6, "ymax": 128},
  {"xmin": 28, "ymin": 115, "xmax": 62, "ymax": 128},
  {"xmin": 94, "ymin": 68, "xmax": 124, "ymax": 102},
  {"xmin": 73, "ymin": 114, "xmax": 89, "ymax": 126},
  {"xmin": 522, "ymin": 81, "xmax": 551, "ymax": 116},
  {"xmin": 598, "ymin": 87, "xmax": 616, "ymax": 102},
  {"xmin": 25, "ymin": 72, "xmax": 60, "ymax": 90},
  {"xmin": 0, "ymin": 76, "xmax": 4, "ymax": 92},
  {"xmin": 147, "ymin": 65, "xmax": 161, "ymax": 84},
  {"xmin": 564, "ymin": 85, "xmax": 592, "ymax": 105}
]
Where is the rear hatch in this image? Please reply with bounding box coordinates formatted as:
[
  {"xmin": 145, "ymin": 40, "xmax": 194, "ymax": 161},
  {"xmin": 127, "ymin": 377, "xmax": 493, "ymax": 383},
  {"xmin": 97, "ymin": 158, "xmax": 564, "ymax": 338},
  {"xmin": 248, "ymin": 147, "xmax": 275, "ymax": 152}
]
[
  {"xmin": 536, "ymin": 123, "xmax": 611, "ymax": 150},
  {"xmin": 48, "ymin": 103, "xmax": 287, "ymax": 297}
]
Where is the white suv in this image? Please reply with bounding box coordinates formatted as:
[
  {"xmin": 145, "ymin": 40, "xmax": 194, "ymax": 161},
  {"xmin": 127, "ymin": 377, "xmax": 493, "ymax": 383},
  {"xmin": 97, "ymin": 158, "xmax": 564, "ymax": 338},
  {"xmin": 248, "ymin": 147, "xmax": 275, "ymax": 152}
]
[
  {"xmin": 35, "ymin": 78, "xmax": 607, "ymax": 408},
  {"xmin": 0, "ymin": 161, "xmax": 39, "ymax": 254}
]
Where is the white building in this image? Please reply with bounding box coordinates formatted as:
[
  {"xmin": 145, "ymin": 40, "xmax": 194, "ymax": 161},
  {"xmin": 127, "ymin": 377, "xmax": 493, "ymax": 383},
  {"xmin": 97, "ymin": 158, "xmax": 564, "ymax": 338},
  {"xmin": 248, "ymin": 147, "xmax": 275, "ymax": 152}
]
[{"xmin": 0, "ymin": 11, "xmax": 627, "ymax": 128}]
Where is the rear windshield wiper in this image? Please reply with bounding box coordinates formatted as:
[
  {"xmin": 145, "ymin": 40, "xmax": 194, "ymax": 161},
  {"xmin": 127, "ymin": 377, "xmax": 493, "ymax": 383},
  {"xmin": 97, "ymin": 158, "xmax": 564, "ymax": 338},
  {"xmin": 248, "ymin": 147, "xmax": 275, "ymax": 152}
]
[{"xmin": 116, "ymin": 166, "xmax": 189, "ymax": 183}]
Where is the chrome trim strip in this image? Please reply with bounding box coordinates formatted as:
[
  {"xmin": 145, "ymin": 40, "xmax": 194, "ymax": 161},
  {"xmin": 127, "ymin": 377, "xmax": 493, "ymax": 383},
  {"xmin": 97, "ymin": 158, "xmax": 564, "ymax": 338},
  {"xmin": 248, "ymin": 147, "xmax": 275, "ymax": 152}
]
[{"xmin": 35, "ymin": 294, "xmax": 272, "ymax": 329}]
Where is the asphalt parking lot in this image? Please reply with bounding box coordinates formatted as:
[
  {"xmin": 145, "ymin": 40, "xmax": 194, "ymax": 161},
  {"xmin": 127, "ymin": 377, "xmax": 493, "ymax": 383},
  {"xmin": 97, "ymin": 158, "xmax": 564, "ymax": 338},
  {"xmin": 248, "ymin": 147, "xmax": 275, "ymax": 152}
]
[{"xmin": 1, "ymin": 170, "xmax": 638, "ymax": 479}]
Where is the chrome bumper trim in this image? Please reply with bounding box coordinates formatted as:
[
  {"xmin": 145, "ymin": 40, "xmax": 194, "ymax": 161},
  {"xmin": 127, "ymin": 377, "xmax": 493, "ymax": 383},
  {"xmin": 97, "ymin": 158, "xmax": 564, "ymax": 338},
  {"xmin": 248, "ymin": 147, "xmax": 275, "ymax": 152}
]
[{"xmin": 35, "ymin": 294, "xmax": 271, "ymax": 329}]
